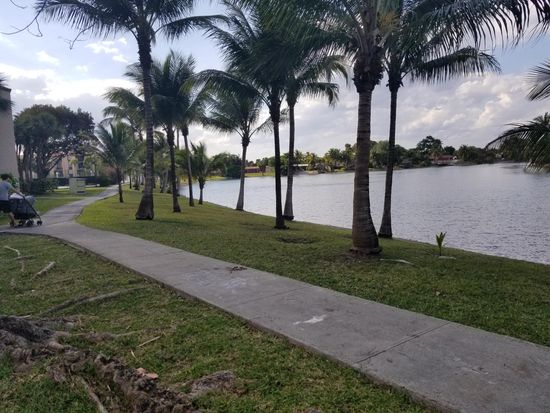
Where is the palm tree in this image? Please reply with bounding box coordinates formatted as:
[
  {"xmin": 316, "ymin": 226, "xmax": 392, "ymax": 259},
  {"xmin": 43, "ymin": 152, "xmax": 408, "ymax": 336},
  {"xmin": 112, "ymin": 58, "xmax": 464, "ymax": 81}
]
[
  {"xmin": 176, "ymin": 81, "xmax": 210, "ymax": 208},
  {"xmin": 191, "ymin": 142, "xmax": 211, "ymax": 204},
  {"xmin": 93, "ymin": 121, "xmax": 136, "ymax": 203},
  {"xmin": 486, "ymin": 62, "xmax": 550, "ymax": 171},
  {"xmin": 378, "ymin": 10, "xmax": 501, "ymax": 239},
  {"xmin": 203, "ymin": 88, "xmax": 270, "ymax": 210},
  {"xmin": 150, "ymin": 52, "xmax": 198, "ymax": 212},
  {"xmin": 202, "ymin": 0, "xmax": 300, "ymax": 229},
  {"xmin": 38, "ymin": 0, "xmax": 224, "ymax": 220},
  {"xmin": 248, "ymin": 0, "xmax": 548, "ymax": 253},
  {"xmin": 283, "ymin": 54, "xmax": 347, "ymax": 221}
]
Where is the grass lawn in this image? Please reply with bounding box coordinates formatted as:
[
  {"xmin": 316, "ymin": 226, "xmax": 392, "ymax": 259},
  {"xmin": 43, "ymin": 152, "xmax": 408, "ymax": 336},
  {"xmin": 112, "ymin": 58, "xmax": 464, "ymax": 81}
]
[
  {"xmin": 0, "ymin": 235, "xmax": 426, "ymax": 413},
  {"xmin": 79, "ymin": 190, "xmax": 550, "ymax": 347},
  {"xmin": 0, "ymin": 186, "xmax": 106, "ymax": 225}
]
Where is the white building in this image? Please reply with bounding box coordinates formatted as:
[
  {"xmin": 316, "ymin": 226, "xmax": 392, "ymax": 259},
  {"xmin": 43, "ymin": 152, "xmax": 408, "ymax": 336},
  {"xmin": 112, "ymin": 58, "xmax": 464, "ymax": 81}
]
[{"xmin": 0, "ymin": 86, "xmax": 18, "ymax": 178}]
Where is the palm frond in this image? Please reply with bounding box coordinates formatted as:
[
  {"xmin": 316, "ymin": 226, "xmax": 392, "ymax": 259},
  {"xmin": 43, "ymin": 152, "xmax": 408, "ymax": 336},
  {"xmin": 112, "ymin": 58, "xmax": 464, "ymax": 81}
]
[
  {"xmin": 487, "ymin": 113, "xmax": 550, "ymax": 170},
  {"xmin": 527, "ymin": 61, "xmax": 550, "ymax": 101}
]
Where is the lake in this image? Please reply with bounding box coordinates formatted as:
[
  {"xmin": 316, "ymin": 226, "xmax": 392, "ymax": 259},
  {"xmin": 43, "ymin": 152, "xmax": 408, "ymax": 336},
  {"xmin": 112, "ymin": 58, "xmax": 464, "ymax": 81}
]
[{"xmin": 187, "ymin": 163, "xmax": 550, "ymax": 264}]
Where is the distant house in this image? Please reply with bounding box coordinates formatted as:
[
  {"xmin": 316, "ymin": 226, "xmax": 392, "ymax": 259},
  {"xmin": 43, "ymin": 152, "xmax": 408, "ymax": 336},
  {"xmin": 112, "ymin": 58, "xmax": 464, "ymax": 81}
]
[
  {"xmin": 245, "ymin": 166, "xmax": 261, "ymax": 174},
  {"xmin": 434, "ymin": 155, "xmax": 457, "ymax": 166}
]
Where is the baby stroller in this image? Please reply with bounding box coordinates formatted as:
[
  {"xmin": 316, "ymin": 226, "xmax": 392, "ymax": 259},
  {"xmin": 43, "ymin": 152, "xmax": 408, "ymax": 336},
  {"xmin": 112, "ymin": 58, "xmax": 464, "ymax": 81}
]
[{"xmin": 9, "ymin": 195, "xmax": 42, "ymax": 227}]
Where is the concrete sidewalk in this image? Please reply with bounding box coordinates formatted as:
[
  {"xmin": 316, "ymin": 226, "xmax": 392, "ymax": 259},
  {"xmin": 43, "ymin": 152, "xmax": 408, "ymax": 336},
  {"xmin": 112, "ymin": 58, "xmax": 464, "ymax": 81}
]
[{"xmin": 2, "ymin": 189, "xmax": 550, "ymax": 413}]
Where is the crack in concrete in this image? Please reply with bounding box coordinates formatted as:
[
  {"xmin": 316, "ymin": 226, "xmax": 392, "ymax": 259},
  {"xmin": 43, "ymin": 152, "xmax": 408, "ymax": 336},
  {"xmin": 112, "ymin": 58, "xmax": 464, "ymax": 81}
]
[{"xmin": 354, "ymin": 322, "xmax": 451, "ymax": 365}]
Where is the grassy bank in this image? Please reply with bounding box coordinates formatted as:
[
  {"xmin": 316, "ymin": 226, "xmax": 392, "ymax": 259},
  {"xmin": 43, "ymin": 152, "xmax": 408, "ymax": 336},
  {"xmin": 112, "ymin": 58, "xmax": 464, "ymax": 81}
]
[
  {"xmin": 79, "ymin": 190, "xmax": 550, "ymax": 347},
  {"xmin": 0, "ymin": 187, "xmax": 106, "ymax": 225},
  {"xmin": 0, "ymin": 235, "xmax": 425, "ymax": 413}
]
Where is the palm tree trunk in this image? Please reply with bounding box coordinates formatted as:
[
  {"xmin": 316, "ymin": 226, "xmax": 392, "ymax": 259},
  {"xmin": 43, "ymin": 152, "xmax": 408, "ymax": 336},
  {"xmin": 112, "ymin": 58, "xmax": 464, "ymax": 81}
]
[
  {"xmin": 236, "ymin": 142, "xmax": 248, "ymax": 211},
  {"xmin": 270, "ymin": 100, "xmax": 286, "ymax": 229},
  {"xmin": 283, "ymin": 104, "xmax": 296, "ymax": 221},
  {"xmin": 352, "ymin": 86, "xmax": 380, "ymax": 254},
  {"xmin": 199, "ymin": 183, "xmax": 204, "ymax": 205},
  {"xmin": 116, "ymin": 168, "xmax": 123, "ymax": 203},
  {"xmin": 183, "ymin": 132, "xmax": 194, "ymax": 207},
  {"xmin": 135, "ymin": 35, "xmax": 155, "ymax": 220},
  {"xmin": 379, "ymin": 87, "xmax": 399, "ymax": 239},
  {"xmin": 166, "ymin": 127, "xmax": 181, "ymax": 213}
]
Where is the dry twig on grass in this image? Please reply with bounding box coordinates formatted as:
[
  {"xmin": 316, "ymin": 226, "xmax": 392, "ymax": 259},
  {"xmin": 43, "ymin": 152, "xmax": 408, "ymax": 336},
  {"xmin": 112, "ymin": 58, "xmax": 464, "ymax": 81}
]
[
  {"xmin": 39, "ymin": 288, "xmax": 143, "ymax": 316},
  {"xmin": 34, "ymin": 262, "xmax": 55, "ymax": 278},
  {"xmin": 138, "ymin": 335, "xmax": 161, "ymax": 348},
  {"xmin": 4, "ymin": 245, "xmax": 21, "ymax": 257}
]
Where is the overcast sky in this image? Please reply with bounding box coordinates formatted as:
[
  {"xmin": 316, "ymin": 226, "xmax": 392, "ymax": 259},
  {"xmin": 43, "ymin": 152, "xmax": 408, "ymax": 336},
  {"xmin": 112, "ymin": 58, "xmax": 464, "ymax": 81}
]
[{"xmin": 1, "ymin": 1, "xmax": 549, "ymax": 160}]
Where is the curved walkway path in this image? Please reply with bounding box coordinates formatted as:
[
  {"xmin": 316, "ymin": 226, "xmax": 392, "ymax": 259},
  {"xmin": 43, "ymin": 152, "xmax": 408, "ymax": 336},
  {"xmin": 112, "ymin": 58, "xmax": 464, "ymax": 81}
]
[{"xmin": 2, "ymin": 188, "xmax": 550, "ymax": 413}]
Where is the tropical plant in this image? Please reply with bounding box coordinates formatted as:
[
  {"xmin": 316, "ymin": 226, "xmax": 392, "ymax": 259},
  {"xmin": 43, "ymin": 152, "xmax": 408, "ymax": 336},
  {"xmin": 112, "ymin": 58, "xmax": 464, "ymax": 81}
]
[
  {"xmin": 190, "ymin": 142, "xmax": 211, "ymax": 205},
  {"xmin": 436, "ymin": 231, "xmax": 446, "ymax": 257},
  {"xmin": 486, "ymin": 60, "xmax": 550, "ymax": 171},
  {"xmin": 200, "ymin": 0, "xmax": 302, "ymax": 229},
  {"xmin": 203, "ymin": 88, "xmax": 270, "ymax": 210},
  {"xmin": 378, "ymin": 6, "xmax": 501, "ymax": 239},
  {"xmin": 92, "ymin": 121, "xmax": 136, "ymax": 203},
  {"xmin": 247, "ymin": 0, "xmax": 550, "ymax": 252},
  {"xmin": 283, "ymin": 54, "xmax": 347, "ymax": 221},
  {"xmin": 37, "ymin": 0, "xmax": 224, "ymax": 220}
]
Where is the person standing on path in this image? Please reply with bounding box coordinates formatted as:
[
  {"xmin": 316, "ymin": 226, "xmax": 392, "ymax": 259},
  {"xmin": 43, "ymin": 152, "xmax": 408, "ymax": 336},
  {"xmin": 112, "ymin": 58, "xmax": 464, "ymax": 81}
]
[{"xmin": 0, "ymin": 174, "xmax": 24, "ymax": 227}]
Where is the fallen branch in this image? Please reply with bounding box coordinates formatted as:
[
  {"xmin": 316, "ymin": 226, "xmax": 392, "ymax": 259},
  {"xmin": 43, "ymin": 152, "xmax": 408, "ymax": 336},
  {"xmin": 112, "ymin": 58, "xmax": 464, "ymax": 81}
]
[
  {"xmin": 138, "ymin": 336, "xmax": 161, "ymax": 348},
  {"xmin": 34, "ymin": 262, "xmax": 55, "ymax": 278},
  {"xmin": 39, "ymin": 288, "xmax": 142, "ymax": 316},
  {"xmin": 77, "ymin": 376, "xmax": 108, "ymax": 413},
  {"xmin": 4, "ymin": 245, "xmax": 21, "ymax": 257}
]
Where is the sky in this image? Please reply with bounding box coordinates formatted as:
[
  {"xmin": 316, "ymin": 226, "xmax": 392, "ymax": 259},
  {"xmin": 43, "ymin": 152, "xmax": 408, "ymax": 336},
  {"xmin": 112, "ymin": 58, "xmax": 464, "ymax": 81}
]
[{"xmin": 1, "ymin": 0, "xmax": 549, "ymax": 160}]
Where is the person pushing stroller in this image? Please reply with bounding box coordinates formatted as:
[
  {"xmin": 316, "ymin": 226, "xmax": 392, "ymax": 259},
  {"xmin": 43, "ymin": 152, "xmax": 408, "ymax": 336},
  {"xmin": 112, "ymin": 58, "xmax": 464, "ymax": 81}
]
[{"xmin": 0, "ymin": 174, "xmax": 25, "ymax": 227}]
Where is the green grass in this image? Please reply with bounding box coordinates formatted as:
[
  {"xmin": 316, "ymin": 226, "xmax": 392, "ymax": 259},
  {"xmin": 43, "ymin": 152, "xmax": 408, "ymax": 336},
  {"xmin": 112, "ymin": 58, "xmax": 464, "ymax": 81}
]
[
  {"xmin": 78, "ymin": 190, "xmax": 550, "ymax": 347},
  {"xmin": 0, "ymin": 187, "xmax": 106, "ymax": 225},
  {"xmin": 0, "ymin": 235, "xmax": 426, "ymax": 413}
]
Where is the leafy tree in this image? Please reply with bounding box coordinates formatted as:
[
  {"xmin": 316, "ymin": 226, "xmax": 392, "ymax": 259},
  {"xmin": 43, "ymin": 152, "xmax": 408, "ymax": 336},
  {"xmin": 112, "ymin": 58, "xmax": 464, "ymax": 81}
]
[
  {"xmin": 14, "ymin": 105, "xmax": 94, "ymax": 184},
  {"xmin": 209, "ymin": 152, "xmax": 242, "ymax": 179},
  {"xmin": 38, "ymin": 0, "xmax": 224, "ymax": 219},
  {"xmin": 92, "ymin": 122, "xmax": 136, "ymax": 203},
  {"xmin": 443, "ymin": 146, "xmax": 456, "ymax": 156}
]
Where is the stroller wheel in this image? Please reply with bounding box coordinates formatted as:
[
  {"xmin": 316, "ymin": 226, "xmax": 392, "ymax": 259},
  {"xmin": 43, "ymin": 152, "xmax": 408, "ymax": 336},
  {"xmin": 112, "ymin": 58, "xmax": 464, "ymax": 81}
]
[
  {"xmin": 37, "ymin": 220, "xmax": 43, "ymax": 226},
  {"xmin": 26, "ymin": 220, "xmax": 34, "ymax": 227}
]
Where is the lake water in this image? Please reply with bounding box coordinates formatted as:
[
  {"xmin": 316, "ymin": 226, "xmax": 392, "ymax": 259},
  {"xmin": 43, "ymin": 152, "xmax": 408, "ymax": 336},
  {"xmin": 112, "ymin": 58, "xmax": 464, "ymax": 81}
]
[{"xmin": 187, "ymin": 163, "xmax": 550, "ymax": 264}]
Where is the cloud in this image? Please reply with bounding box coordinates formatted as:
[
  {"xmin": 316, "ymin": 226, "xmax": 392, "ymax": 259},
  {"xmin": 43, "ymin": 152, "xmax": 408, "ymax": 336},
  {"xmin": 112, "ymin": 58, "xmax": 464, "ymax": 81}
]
[
  {"xmin": 36, "ymin": 51, "xmax": 60, "ymax": 66},
  {"xmin": 118, "ymin": 37, "xmax": 128, "ymax": 45},
  {"xmin": 0, "ymin": 62, "xmax": 133, "ymax": 122},
  {"xmin": 75, "ymin": 65, "xmax": 89, "ymax": 73},
  {"xmin": 112, "ymin": 54, "xmax": 129, "ymax": 64},
  {"xmin": 0, "ymin": 34, "xmax": 16, "ymax": 48},
  {"xmin": 86, "ymin": 41, "xmax": 119, "ymax": 55}
]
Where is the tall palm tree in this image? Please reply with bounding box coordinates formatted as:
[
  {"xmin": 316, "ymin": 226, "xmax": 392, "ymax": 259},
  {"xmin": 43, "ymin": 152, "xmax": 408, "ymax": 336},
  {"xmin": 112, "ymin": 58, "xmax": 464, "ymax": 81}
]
[
  {"xmin": 150, "ymin": 52, "xmax": 198, "ymax": 212},
  {"xmin": 246, "ymin": 0, "xmax": 548, "ymax": 254},
  {"xmin": 37, "ymin": 0, "xmax": 224, "ymax": 220},
  {"xmin": 202, "ymin": 0, "xmax": 303, "ymax": 229},
  {"xmin": 283, "ymin": 54, "xmax": 347, "ymax": 221},
  {"xmin": 176, "ymin": 83, "xmax": 210, "ymax": 208},
  {"xmin": 93, "ymin": 121, "xmax": 136, "ymax": 203},
  {"xmin": 190, "ymin": 142, "xmax": 211, "ymax": 204},
  {"xmin": 203, "ymin": 88, "xmax": 270, "ymax": 210},
  {"xmin": 378, "ymin": 10, "xmax": 501, "ymax": 239}
]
